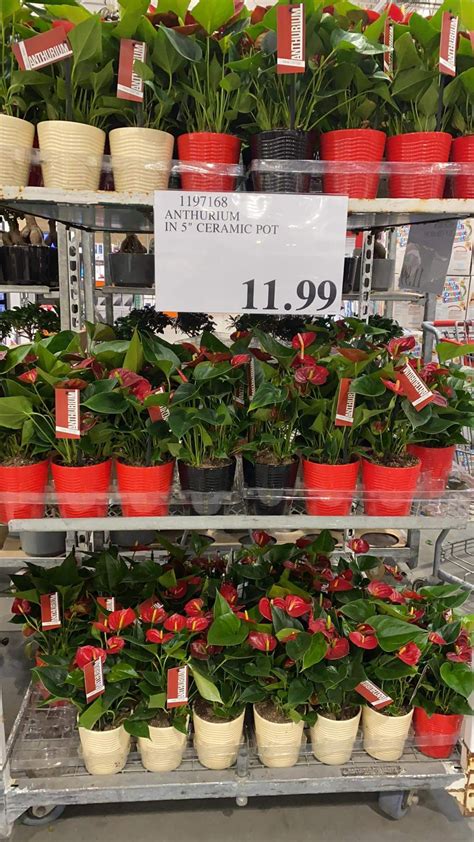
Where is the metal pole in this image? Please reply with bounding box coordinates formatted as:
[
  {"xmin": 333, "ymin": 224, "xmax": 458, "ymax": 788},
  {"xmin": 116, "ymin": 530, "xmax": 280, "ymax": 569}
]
[
  {"xmin": 81, "ymin": 230, "xmax": 96, "ymax": 325},
  {"xmin": 422, "ymin": 292, "xmax": 437, "ymax": 362},
  {"xmin": 358, "ymin": 230, "xmax": 375, "ymax": 323},
  {"xmin": 57, "ymin": 223, "xmax": 71, "ymax": 331},
  {"xmin": 102, "ymin": 232, "xmax": 114, "ymax": 326}
]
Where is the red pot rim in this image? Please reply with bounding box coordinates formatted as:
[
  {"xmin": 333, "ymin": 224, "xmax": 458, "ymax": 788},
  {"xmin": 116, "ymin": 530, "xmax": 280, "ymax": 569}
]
[
  {"xmin": 321, "ymin": 129, "xmax": 386, "ymax": 139},
  {"xmin": 178, "ymin": 131, "xmax": 239, "ymax": 141},
  {"xmin": 303, "ymin": 455, "xmax": 360, "ymax": 467},
  {"xmin": 0, "ymin": 458, "xmax": 49, "ymax": 469},
  {"xmin": 362, "ymin": 456, "xmax": 421, "ymax": 470},
  {"xmin": 51, "ymin": 458, "xmax": 112, "ymax": 470},
  {"xmin": 116, "ymin": 458, "xmax": 174, "ymax": 469},
  {"xmin": 388, "ymin": 131, "xmax": 452, "ymax": 141}
]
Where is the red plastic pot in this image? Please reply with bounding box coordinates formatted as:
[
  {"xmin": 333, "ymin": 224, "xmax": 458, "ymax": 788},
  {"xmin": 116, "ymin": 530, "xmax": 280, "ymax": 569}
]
[
  {"xmin": 414, "ymin": 707, "xmax": 463, "ymax": 759},
  {"xmin": 319, "ymin": 129, "xmax": 386, "ymax": 199},
  {"xmin": 386, "ymin": 132, "xmax": 452, "ymax": 198},
  {"xmin": 302, "ymin": 458, "xmax": 360, "ymax": 515},
  {"xmin": 0, "ymin": 460, "xmax": 49, "ymax": 523},
  {"xmin": 177, "ymin": 132, "xmax": 241, "ymax": 192},
  {"xmin": 451, "ymin": 135, "xmax": 474, "ymax": 199},
  {"xmin": 51, "ymin": 460, "xmax": 112, "ymax": 518},
  {"xmin": 361, "ymin": 457, "xmax": 421, "ymax": 517},
  {"xmin": 116, "ymin": 460, "xmax": 175, "ymax": 517},
  {"xmin": 407, "ymin": 444, "xmax": 455, "ymax": 498}
]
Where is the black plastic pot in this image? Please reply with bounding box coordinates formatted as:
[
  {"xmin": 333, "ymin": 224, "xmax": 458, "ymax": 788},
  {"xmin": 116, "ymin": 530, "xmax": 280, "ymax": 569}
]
[
  {"xmin": 343, "ymin": 256, "xmax": 361, "ymax": 294},
  {"xmin": 0, "ymin": 246, "xmax": 58, "ymax": 286},
  {"xmin": 251, "ymin": 131, "xmax": 314, "ymax": 194},
  {"xmin": 178, "ymin": 459, "xmax": 236, "ymax": 516},
  {"xmin": 243, "ymin": 457, "xmax": 299, "ymax": 515},
  {"xmin": 109, "ymin": 253, "xmax": 154, "ymax": 288}
]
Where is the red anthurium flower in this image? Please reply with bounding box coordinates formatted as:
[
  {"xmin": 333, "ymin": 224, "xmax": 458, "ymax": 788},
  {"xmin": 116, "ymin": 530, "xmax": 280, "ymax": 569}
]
[
  {"xmin": 428, "ymin": 631, "xmax": 447, "ymax": 646},
  {"xmin": 189, "ymin": 638, "xmax": 209, "ymax": 659},
  {"xmin": 402, "ymin": 589, "xmax": 425, "ymax": 602},
  {"xmin": 204, "ymin": 351, "xmax": 232, "ymax": 364},
  {"xmin": 308, "ymin": 615, "xmax": 327, "ymax": 635},
  {"xmin": 382, "ymin": 377, "xmax": 404, "ymax": 394},
  {"xmin": 230, "ymin": 330, "xmax": 250, "ymax": 341},
  {"xmin": 106, "ymin": 636, "xmax": 125, "ymax": 654},
  {"xmin": 367, "ymin": 581, "xmax": 394, "ymax": 599},
  {"xmin": 283, "ymin": 560, "xmax": 298, "ymax": 571},
  {"xmin": 365, "ymin": 9, "xmax": 380, "ymax": 22},
  {"xmin": 80, "ymin": 412, "xmax": 97, "ymax": 434},
  {"xmin": 220, "ymin": 583, "xmax": 238, "ymax": 606},
  {"xmin": 328, "ymin": 574, "xmax": 353, "ymax": 592},
  {"xmin": 108, "ymin": 608, "xmax": 136, "ymax": 632},
  {"xmin": 326, "ymin": 636, "xmax": 350, "ymax": 660},
  {"xmin": 11, "ymin": 598, "xmax": 31, "ymax": 615},
  {"xmin": 285, "ymin": 595, "xmax": 311, "ymax": 617},
  {"xmin": 337, "ymin": 348, "xmax": 369, "ymax": 362},
  {"xmin": 281, "ymin": 631, "xmax": 299, "ymax": 643},
  {"xmin": 387, "ymin": 335, "xmax": 416, "ymax": 357},
  {"xmin": 292, "ymin": 331, "xmax": 316, "ymax": 355},
  {"xmin": 258, "ymin": 596, "xmax": 285, "ymax": 620},
  {"xmin": 146, "ymin": 628, "xmax": 174, "ymax": 644},
  {"xmin": 74, "ymin": 646, "xmax": 107, "ymax": 668},
  {"xmin": 235, "ymin": 610, "xmax": 255, "ymax": 623},
  {"xmin": 93, "ymin": 618, "xmax": 109, "ymax": 633},
  {"xmin": 18, "ymin": 369, "xmax": 38, "ymax": 383},
  {"xmin": 397, "ymin": 642, "xmax": 421, "ymax": 666},
  {"xmin": 388, "ymin": 589, "xmax": 406, "ymax": 605},
  {"xmin": 291, "ymin": 353, "xmax": 318, "ymax": 369},
  {"xmin": 248, "ymin": 631, "xmax": 277, "ymax": 652},
  {"xmin": 165, "ymin": 582, "xmax": 188, "ymax": 600},
  {"xmin": 284, "ymin": 657, "xmax": 296, "ymax": 668},
  {"xmin": 349, "ymin": 538, "xmax": 370, "ymax": 554},
  {"xmin": 184, "ymin": 598, "xmax": 204, "ymax": 616},
  {"xmin": 296, "ymin": 537, "xmax": 313, "ymax": 549},
  {"xmin": 109, "ymin": 368, "xmax": 152, "ymax": 402},
  {"xmin": 447, "ymin": 644, "xmax": 472, "ymax": 663},
  {"xmin": 295, "ymin": 364, "xmax": 329, "ymax": 386},
  {"xmin": 59, "ymin": 378, "xmax": 89, "ymax": 390},
  {"xmin": 231, "ymin": 354, "xmax": 250, "ymax": 367},
  {"xmin": 51, "ymin": 19, "xmax": 75, "ymax": 32},
  {"xmin": 139, "ymin": 600, "xmax": 167, "ymax": 625},
  {"xmin": 163, "ymin": 613, "xmax": 186, "ymax": 632},
  {"xmin": 431, "ymin": 391, "xmax": 448, "ymax": 408},
  {"xmin": 386, "ymin": 2, "xmax": 406, "ymax": 23},
  {"xmin": 384, "ymin": 564, "xmax": 404, "ymax": 582},
  {"xmin": 186, "ymin": 615, "xmax": 210, "ymax": 633},
  {"xmin": 177, "ymin": 368, "xmax": 189, "ymax": 383},
  {"xmin": 252, "ymin": 530, "xmax": 272, "ymax": 547},
  {"xmin": 251, "ymin": 347, "xmax": 272, "ymax": 362},
  {"xmin": 186, "ymin": 575, "xmax": 202, "ymax": 586},
  {"xmin": 349, "ymin": 625, "xmax": 378, "ymax": 650},
  {"xmin": 407, "ymin": 607, "xmax": 425, "ymax": 623}
]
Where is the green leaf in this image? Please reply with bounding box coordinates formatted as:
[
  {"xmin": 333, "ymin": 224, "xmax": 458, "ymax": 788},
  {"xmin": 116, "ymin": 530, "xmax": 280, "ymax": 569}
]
[
  {"xmin": 124, "ymin": 719, "xmax": 150, "ymax": 738},
  {"xmin": 190, "ymin": 667, "xmax": 223, "ymax": 703},
  {"xmin": 436, "ymin": 341, "xmax": 474, "ymax": 364},
  {"xmin": 68, "ymin": 16, "xmax": 103, "ymax": 79},
  {"xmin": 107, "ymin": 663, "xmax": 139, "ymax": 682},
  {"xmin": 440, "ymin": 662, "xmax": 474, "ymax": 699},
  {"xmin": 375, "ymin": 660, "xmax": 417, "ymax": 680},
  {"xmin": 302, "ymin": 633, "xmax": 327, "ymax": 670},
  {"xmin": 148, "ymin": 692, "xmax": 167, "ymax": 709},
  {"xmin": 351, "ymin": 374, "xmax": 385, "ymax": 396},
  {"xmin": 123, "ymin": 330, "xmax": 144, "ymax": 373},
  {"xmin": 286, "ymin": 632, "xmax": 312, "ymax": 661},
  {"xmin": 340, "ymin": 600, "xmax": 374, "ymax": 623},
  {"xmin": 207, "ymin": 613, "xmax": 249, "ymax": 646},
  {"xmin": 78, "ymin": 697, "xmax": 105, "ymax": 731},
  {"xmin": 213, "ymin": 590, "xmax": 233, "ymax": 618},
  {"xmin": 82, "ymin": 392, "xmax": 128, "ymax": 414},
  {"xmin": 288, "ymin": 677, "xmax": 313, "ymax": 707},
  {"xmin": 0, "ymin": 396, "xmax": 33, "ymax": 429},
  {"xmin": 191, "ymin": 0, "xmax": 234, "ymax": 35},
  {"xmin": 160, "ymin": 24, "xmax": 202, "ymax": 61},
  {"xmin": 367, "ymin": 615, "xmax": 427, "ymax": 652}
]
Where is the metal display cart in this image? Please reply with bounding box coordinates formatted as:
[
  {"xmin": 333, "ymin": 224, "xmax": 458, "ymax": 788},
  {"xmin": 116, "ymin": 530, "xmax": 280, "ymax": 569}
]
[{"xmin": 0, "ymin": 190, "xmax": 473, "ymax": 837}]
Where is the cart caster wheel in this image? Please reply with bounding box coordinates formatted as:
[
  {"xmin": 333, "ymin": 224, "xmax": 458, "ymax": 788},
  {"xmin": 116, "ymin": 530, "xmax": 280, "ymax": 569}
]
[
  {"xmin": 378, "ymin": 791, "xmax": 417, "ymax": 820},
  {"xmin": 236, "ymin": 797, "xmax": 248, "ymax": 807},
  {"xmin": 21, "ymin": 805, "xmax": 65, "ymax": 826}
]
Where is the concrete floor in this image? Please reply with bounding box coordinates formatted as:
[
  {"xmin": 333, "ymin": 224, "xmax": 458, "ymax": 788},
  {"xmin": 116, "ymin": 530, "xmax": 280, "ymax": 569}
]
[{"xmin": 1, "ymin": 529, "xmax": 473, "ymax": 841}]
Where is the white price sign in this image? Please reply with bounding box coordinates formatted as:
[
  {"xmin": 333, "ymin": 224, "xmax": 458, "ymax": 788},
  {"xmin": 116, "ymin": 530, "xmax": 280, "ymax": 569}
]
[{"xmin": 154, "ymin": 192, "xmax": 348, "ymax": 315}]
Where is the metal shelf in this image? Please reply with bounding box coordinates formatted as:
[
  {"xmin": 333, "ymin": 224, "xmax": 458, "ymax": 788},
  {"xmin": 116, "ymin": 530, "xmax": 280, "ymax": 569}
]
[
  {"xmin": 0, "ymin": 188, "xmax": 473, "ymax": 233},
  {"xmin": 343, "ymin": 291, "xmax": 424, "ymax": 302},
  {"xmin": 0, "ymin": 285, "xmax": 58, "ymax": 296},
  {"xmin": 99, "ymin": 285, "xmax": 154, "ymax": 295},
  {"xmin": 1, "ymin": 686, "xmax": 463, "ymax": 829}
]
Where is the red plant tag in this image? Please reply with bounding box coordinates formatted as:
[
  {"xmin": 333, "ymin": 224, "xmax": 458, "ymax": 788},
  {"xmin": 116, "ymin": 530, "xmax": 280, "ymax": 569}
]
[
  {"xmin": 247, "ymin": 357, "xmax": 256, "ymax": 399},
  {"xmin": 55, "ymin": 388, "xmax": 81, "ymax": 439},
  {"xmin": 396, "ymin": 363, "xmax": 434, "ymax": 411},
  {"xmin": 355, "ymin": 680, "xmax": 393, "ymax": 710},
  {"xmin": 40, "ymin": 592, "xmax": 61, "ymax": 630},
  {"xmin": 383, "ymin": 20, "xmax": 394, "ymax": 75},
  {"xmin": 439, "ymin": 12, "xmax": 458, "ymax": 76},
  {"xmin": 117, "ymin": 39, "xmax": 147, "ymax": 102},
  {"xmin": 234, "ymin": 383, "xmax": 245, "ymax": 409},
  {"xmin": 335, "ymin": 378, "xmax": 356, "ymax": 427},
  {"xmin": 83, "ymin": 658, "xmax": 105, "ymax": 702},
  {"xmin": 277, "ymin": 4, "xmax": 305, "ymax": 74},
  {"xmin": 167, "ymin": 665, "xmax": 189, "ymax": 709},
  {"xmin": 13, "ymin": 27, "xmax": 72, "ymax": 71},
  {"xmin": 97, "ymin": 596, "xmax": 115, "ymax": 612}
]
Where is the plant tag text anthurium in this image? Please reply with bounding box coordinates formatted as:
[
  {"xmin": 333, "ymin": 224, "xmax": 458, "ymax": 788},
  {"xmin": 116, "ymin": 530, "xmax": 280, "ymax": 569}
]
[
  {"xmin": 384, "ymin": 20, "xmax": 394, "ymax": 76},
  {"xmin": 335, "ymin": 378, "xmax": 356, "ymax": 427},
  {"xmin": 40, "ymin": 593, "xmax": 61, "ymax": 630},
  {"xmin": 167, "ymin": 665, "xmax": 189, "ymax": 708},
  {"xmin": 439, "ymin": 13, "xmax": 458, "ymax": 77},
  {"xmin": 83, "ymin": 658, "xmax": 105, "ymax": 703},
  {"xmin": 277, "ymin": 4, "xmax": 305, "ymax": 74},
  {"xmin": 355, "ymin": 679, "xmax": 393, "ymax": 710},
  {"xmin": 396, "ymin": 364, "xmax": 434, "ymax": 411},
  {"xmin": 117, "ymin": 39, "xmax": 146, "ymax": 103},
  {"xmin": 55, "ymin": 388, "xmax": 80, "ymax": 439},
  {"xmin": 13, "ymin": 27, "xmax": 72, "ymax": 71}
]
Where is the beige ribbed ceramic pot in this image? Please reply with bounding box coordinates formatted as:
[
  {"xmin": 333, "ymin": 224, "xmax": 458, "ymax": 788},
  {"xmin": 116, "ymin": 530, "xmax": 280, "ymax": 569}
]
[
  {"xmin": 253, "ymin": 705, "xmax": 304, "ymax": 768},
  {"xmin": 193, "ymin": 708, "xmax": 244, "ymax": 770},
  {"xmin": 138, "ymin": 722, "xmax": 188, "ymax": 772},
  {"xmin": 310, "ymin": 708, "xmax": 361, "ymax": 765},
  {"xmin": 0, "ymin": 114, "xmax": 35, "ymax": 187},
  {"xmin": 79, "ymin": 724, "xmax": 130, "ymax": 775},
  {"xmin": 38, "ymin": 121, "xmax": 105, "ymax": 190},
  {"xmin": 110, "ymin": 127, "xmax": 174, "ymax": 192},
  {"xmin": 363, "ymin": 706, "xmax": 413, "ymax": 761}
]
